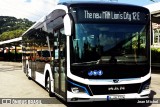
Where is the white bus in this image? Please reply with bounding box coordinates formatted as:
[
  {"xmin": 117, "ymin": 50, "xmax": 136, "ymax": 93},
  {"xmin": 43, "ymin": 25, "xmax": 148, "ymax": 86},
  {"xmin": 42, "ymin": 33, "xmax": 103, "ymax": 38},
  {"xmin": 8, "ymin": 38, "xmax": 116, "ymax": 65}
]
[{"xmin": 22, "ymin": 1, "xmax": 151, "ymax": 102}]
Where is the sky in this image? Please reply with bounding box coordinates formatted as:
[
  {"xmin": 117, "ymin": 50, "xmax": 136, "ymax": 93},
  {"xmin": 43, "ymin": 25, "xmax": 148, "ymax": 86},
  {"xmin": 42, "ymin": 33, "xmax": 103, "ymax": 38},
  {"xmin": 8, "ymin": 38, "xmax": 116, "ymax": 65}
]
[{"xmin": 0, "ymin": 0, "xmax": 160, "ymax": 22}]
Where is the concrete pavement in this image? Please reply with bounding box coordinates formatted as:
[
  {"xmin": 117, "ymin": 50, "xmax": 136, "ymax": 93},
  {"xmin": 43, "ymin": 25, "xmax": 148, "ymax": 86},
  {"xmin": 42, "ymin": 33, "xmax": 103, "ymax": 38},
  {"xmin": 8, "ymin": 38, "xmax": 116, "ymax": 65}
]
[
  {"xmin": 0, "ymin": 61, "xmax": 66, "ymax": 107},
  {"xmin": 0, "ymin": 61, "xmax": 160, "ymax": 107}
]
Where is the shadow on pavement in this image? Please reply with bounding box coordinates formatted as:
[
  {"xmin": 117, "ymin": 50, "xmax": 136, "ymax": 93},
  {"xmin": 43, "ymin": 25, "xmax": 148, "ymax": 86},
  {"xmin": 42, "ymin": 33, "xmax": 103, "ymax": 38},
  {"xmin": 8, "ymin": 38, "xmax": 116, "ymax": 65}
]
[{"xmin": 65, "ymin": 101, "xmax": 150, "ymax": 107}]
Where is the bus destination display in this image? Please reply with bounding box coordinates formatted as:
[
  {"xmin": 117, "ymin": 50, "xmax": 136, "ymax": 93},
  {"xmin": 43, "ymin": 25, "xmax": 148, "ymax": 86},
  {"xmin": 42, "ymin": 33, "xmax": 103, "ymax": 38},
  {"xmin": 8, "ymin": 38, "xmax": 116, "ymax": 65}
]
[{"xmin": 77, "ymin": 9, "xmax": 147, "ymax": 23}]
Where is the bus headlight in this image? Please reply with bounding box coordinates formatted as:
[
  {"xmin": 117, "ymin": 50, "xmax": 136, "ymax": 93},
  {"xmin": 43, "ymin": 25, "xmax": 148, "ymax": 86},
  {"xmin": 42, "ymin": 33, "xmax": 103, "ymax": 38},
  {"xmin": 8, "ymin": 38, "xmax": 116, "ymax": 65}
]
[
  {"xmin": 143, "ymin": 83, "xmax": 150, "ymax": 90},
  {"xmin": 139, "ymin": 78, "xmax": 151, "ymax": 93},
  {"xmin": 71, "ymin": 87, "xmax": 84, "ymax": 93},
  {"xmin": 71, "ymin": 87, "xmax": 79, "ymax": 93},
  {"xmin": 68, "ymin": 80, "xmax": 90, "ymax": 95}
]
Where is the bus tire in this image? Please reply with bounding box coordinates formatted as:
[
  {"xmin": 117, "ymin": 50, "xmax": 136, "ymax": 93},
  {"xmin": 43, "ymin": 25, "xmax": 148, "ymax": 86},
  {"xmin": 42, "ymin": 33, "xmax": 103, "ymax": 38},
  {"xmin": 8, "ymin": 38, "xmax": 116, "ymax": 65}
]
[{"xmin": 46, "ymin": 75, "xmax": 54, "ymax": 97}]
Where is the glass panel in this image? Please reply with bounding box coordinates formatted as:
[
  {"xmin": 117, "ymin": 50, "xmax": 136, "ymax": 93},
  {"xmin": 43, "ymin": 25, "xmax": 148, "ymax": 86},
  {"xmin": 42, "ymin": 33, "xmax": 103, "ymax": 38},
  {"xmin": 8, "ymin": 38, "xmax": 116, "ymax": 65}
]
[
  {"xmin": 59, "ymin": 28, "xmax": 66, "ymax": 96},
  {"xmin": 71, "ymin": 23, "xmax": 147, "ymax": 64},
  {"xmin": 54, "ymin": 30, "xmax": 59, "ymax": 93}
]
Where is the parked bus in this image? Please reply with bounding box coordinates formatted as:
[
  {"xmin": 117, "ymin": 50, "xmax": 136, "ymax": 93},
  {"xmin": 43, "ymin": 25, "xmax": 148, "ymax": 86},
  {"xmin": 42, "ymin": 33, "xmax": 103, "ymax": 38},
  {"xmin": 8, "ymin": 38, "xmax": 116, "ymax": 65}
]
[{"xmin": 22, "ymin": 1, "xmax": 151, "ymax": 102}]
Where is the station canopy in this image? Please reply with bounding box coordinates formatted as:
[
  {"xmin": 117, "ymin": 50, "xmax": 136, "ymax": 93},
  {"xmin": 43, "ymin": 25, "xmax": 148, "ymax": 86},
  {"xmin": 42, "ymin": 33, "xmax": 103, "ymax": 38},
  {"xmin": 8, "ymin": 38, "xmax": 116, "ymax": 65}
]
[
  {"xmin": 145, "ymin": 2, "xmax": 160, "ymax": 23},
  {"xmin": 0, "ymin": 37, "xmax": 22, "ymax": 47}
]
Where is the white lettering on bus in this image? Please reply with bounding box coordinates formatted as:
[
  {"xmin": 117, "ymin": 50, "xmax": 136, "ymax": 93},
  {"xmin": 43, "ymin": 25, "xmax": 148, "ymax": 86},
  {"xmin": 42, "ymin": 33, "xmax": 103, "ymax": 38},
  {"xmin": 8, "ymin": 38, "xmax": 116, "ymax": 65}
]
[{"xmin": 84, "ymin": 10, "xmax": 141, "ymax": 21}]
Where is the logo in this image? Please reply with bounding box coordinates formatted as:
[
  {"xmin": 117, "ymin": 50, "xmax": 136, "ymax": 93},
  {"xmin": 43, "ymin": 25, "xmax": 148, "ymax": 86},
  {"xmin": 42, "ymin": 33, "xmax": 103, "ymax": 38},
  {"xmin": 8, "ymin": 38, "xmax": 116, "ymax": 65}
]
[
  {"xmin": 2, "ymin": 99, "xmax": 12, "ymax": 104},
  {"xmin": 88, "ymin": 71, "xmax": 93, "ymax": 76},
  {"xmin": 88, "ymin": 70, "xmax": 103, "ymax": 76},
  {"xmin": 108, "ymin": 86, "xmax": 125, "ymax": 91},
  {"xmin": 113, "ymin": 79, "xmax": 119, "ymax": 83}
]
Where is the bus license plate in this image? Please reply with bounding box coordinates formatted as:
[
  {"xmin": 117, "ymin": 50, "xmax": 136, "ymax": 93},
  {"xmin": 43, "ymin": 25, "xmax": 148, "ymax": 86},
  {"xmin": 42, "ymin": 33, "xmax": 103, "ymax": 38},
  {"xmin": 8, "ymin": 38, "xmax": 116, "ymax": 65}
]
[{"xmin": 107, "ymin": 95, "xmax": 125, "ymax": 100}]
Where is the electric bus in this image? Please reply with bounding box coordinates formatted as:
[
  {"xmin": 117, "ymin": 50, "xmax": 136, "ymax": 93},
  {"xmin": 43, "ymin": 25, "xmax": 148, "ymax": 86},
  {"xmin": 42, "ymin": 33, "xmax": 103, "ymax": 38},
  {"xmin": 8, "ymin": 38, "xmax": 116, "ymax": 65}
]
[{"xmin": 22, "ymin": 1, "xmax": 151, "ymax": 102}]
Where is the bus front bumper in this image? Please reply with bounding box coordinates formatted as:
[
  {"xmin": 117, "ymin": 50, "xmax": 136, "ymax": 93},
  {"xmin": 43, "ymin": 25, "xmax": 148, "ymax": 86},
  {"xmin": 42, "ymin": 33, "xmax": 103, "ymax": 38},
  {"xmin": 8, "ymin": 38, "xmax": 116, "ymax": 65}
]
[{"xmin": 67, "ymin": 89, "xmax": 151, "ymax": 102}]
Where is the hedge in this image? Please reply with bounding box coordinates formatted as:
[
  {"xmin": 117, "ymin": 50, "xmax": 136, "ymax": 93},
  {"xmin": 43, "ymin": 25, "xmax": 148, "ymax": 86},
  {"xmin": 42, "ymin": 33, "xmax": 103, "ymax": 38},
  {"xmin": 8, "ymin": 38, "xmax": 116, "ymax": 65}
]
[{"xmin": 151, "ymin": 48, "xmax": 160, "ymax": 63}]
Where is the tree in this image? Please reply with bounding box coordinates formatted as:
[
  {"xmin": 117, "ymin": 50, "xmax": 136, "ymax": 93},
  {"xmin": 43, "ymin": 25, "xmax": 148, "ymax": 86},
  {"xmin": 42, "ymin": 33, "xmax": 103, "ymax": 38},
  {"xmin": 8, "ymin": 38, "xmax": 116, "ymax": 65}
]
[
  {"xmin": 0, "ymin": 29, "xmax": 25, "ymax": 41},
  {"xmin": 0, "ymin": 16, "xmax": 34, "ymax": 41}
]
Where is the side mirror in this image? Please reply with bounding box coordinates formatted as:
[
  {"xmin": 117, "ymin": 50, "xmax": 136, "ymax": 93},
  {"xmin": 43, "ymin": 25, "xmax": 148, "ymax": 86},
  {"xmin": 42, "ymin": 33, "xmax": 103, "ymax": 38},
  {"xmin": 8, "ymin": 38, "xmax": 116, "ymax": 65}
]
[{"xmin": 63, "ymin": 14, "xmax": 72, "ymax": 36}]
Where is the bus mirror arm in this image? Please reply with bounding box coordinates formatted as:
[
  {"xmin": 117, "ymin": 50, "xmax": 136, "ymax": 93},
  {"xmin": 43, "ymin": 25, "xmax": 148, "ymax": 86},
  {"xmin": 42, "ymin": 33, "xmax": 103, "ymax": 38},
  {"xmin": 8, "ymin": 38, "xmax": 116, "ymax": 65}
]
[{"xmin": 63, "ymin": 14, "xmax": 72, "ymax": 36}]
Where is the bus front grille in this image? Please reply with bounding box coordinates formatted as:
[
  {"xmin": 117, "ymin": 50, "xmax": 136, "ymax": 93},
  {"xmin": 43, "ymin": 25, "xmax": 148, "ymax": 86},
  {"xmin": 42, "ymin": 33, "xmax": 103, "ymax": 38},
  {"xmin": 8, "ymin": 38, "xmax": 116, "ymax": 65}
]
[{"xmin": 89, "ymin": 83, "xmax": 141, "ymax": 95}]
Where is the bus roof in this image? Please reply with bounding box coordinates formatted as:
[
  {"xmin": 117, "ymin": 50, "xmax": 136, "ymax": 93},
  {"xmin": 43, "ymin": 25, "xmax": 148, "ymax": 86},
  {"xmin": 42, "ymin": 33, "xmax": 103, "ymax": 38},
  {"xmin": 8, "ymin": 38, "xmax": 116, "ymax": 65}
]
[
  {"xmin": 59, "ymin": 1, "xmax": 149, "ymax": 11},
  {"xmin": 22, "ymin": 1, "xmax": 150, "ymax": 37}
]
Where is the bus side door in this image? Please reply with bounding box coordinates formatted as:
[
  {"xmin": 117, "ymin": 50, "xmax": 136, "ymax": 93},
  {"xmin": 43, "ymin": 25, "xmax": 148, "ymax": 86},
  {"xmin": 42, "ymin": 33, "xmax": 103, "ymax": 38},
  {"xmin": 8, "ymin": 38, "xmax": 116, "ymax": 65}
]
[{"xmin": 53, "ymin": 27, "xmax": 66, "ymax": 98}]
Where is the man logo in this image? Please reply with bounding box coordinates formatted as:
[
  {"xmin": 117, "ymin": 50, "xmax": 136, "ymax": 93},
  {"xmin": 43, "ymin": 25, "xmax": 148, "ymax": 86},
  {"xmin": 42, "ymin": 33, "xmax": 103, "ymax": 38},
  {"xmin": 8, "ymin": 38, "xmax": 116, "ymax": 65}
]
[{"xmin": 113, "ymin": 79, "xmax": 119, "ymax": 83}]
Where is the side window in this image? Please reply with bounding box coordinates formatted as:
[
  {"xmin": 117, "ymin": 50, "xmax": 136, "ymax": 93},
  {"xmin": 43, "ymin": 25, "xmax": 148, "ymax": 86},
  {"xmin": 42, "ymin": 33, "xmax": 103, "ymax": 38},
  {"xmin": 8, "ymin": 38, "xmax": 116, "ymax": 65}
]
[
  {"xmin": 60, "ymin": 28, "xmax": 66, "ymax": 58},
  {"xmin": 54, "ymin": 30, "xmax": 59, "ymax": 60},
  {"xmin": 47, "ymin": 9, "xmax": 65, "ymax": 33},
  {"xmin": 53, "ymin": 28, "xmax": 66, "ymax": 59}
]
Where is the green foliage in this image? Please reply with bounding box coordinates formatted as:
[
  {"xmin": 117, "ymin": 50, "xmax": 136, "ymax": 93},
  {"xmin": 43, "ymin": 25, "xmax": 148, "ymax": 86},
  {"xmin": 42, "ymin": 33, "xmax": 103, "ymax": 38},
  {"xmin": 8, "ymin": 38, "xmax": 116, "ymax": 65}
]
[
  {"xmin": 0, "ymin": 16, "xmax": 34, "ymax": 41},
  {"xmin": 0, "ymin": 29, "xmax": 25, "ymax": 41},
  {"xmin": 151, "ymin": 48, "xmax": 160, "ymax": 63}
]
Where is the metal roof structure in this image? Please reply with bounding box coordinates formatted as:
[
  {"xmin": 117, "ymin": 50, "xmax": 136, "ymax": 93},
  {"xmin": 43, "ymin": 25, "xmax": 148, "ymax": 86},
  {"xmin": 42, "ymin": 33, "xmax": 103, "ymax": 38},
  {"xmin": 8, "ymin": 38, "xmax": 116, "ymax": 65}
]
[{"xmin": 0, "ymin": 37, "xmax": 22, "ymax": 46}]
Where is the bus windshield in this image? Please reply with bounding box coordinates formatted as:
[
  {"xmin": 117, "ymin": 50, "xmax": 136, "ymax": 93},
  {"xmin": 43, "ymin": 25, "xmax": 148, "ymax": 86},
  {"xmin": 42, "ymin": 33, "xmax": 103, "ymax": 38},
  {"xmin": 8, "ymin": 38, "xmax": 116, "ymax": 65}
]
[{"xmin": 71, "ymin": 23, "xmax": 148, "ymax": 64}]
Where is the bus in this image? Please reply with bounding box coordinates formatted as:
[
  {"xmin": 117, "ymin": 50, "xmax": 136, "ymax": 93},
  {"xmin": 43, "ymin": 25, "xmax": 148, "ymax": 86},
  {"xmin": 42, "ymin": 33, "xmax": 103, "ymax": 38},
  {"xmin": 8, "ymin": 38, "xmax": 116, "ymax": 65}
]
[{"xmin": 22, "ymin": 1, "xmax": 151, "ymax": 102}]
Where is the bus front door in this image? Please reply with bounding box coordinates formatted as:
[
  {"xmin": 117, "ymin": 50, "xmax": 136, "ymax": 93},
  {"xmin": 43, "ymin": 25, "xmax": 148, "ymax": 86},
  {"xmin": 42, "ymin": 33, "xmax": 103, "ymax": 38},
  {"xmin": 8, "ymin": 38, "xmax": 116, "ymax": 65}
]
[{"xmin": 53, "ymin": 28, "xmax": 66, "ymax": 99}]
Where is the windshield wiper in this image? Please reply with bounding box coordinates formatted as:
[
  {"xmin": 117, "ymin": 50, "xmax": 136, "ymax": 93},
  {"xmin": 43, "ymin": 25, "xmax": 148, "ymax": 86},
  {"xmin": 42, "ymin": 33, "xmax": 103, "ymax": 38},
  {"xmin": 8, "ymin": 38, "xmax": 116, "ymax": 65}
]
[
  {"xmin": 96, "ymin": 55, "xmax": 117, "ymax": 64},
  {"xmin": 72, "ymin": 61, "xmax": 97, "ymax": 66}
]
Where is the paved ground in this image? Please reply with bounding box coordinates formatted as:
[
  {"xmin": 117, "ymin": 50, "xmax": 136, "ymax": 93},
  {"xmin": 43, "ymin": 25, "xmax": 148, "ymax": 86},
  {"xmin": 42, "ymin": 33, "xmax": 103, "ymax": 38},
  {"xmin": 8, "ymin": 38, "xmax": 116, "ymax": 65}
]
[
  {"xmin": 0, "ymin": 62, "xmax": 66, "ymax": 107},
  {"xmin": 0, "ymin": 61, "xmax": 160, "ymax": 107}
]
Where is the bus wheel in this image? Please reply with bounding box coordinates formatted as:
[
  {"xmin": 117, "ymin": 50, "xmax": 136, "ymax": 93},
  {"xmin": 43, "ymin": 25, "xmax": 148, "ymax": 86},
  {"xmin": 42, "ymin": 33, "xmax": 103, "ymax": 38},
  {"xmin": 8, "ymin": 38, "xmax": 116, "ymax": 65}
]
[{"xmin": 46, "ymin": 75, "xmax": 54, "ymax": 97}]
